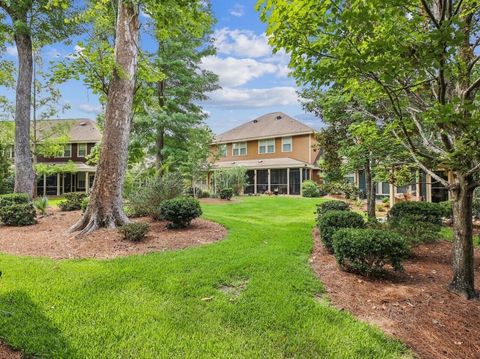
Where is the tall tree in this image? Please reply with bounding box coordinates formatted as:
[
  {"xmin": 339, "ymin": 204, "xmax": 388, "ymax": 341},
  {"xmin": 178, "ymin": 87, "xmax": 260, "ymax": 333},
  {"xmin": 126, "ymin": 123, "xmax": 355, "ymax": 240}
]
[
  {"xmin": 0, "ymin": 0, "xmax": 75, "ymax": 197},
  {"xmin": 71, "ymin": 0, "xmax": 140, "ymax": 234},
  {"xmin": 259, "ymin": 0, "xmax": 480, "ymax": 298}
]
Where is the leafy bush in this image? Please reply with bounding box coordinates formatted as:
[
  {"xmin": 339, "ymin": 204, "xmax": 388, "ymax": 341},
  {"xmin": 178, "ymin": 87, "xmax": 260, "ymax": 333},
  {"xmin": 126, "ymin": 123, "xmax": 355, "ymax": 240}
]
[
  {"xmin": 473, "ymin": 198, "xmax": 480, "ymax": 219},
  {"xmin": 317, "ymin": 184, "xmax": 328, "ymax": 196},
  {"xmin": 389, "ymin": 215, "xmax": 441, "ymax": 245},
  {"xmin": 200, "ymin": 190, "xmax": 210, "ymax": 198},
  {"xmin": 302, "ymin": 180, "xmax": 320, "ymax": 197},
  {"xmin": 158, "ymin": 197, "xmax": 202, "ymax": 228},
  {"xmin": 219, "ymin": 188, "xmax": 233, "ymax": 200},
  {"xmin": 0, "ymin": 193, "xmax": 29, "ymax": 207},
  {"xmin": 322, "ymin": 181, "xmax": 359, "ymax": 199},
  {"xmin": 333, "ymin": 228, "xmax": 410, "ymax": 274},
  {"xmin": 317, "ymin": 210, "xmax": 365, "ymax": 252},
  {"xmin": 0, "ymin": 203, "xmax": 36, "ymax": 226},
  {"xmin": 58, "ymin": 192, "xmax": 87, "ymax": 211},
  {"xmin": 33, "ymin": 197, "xmax": 49, "ymax": 216},
  {"xmin": 118, "ymin": 222, "xmax": 150, "ymax": 242},
  {"xmin": 438, "ymin": 201, "xmax": 453, "ymax": 219},
  {"xmin": 125, "ymin": 173, "xmax": 185, "ymax": 218},
  {"xmin": 81, "ymin": 197, "xmax": 89, "ymax": 213},
  {"xmin": 316, "ymin": 200, "xmax": 349, "ymax": 219},
  {"xmin": 388, "ymin": 201, "xmax": 444, "ymax": 225}
]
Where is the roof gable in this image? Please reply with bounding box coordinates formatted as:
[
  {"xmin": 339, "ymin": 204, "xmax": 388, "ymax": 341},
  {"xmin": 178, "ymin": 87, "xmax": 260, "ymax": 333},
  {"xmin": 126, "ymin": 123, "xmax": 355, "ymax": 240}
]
[{"xmin": 214, "ymin": 112, "xmax": 315, "ymax": 143}]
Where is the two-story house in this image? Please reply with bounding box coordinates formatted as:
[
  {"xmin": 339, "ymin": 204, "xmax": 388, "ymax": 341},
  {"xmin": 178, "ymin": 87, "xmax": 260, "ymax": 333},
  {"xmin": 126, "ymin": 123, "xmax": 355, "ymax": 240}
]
[
  {"xmin": 6, "ymin": 119, "xmax": 102, "ymax": 196},
  {"xmin": 209, "ymin": 112, "xmax": 320, "ymax": 195}
]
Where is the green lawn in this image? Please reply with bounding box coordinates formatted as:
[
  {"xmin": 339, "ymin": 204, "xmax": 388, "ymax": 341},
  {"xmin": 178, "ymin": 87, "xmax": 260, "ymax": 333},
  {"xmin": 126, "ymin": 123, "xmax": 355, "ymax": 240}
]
[{"xmin": 0, "ymin": 197, "xmax": 407, "ymax": 358}]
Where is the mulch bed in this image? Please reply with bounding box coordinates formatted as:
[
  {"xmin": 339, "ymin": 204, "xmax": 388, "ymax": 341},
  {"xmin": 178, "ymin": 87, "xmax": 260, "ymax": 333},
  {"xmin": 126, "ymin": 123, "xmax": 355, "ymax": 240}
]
[
  {"xmin": 311, "ymin": 228, "xmax": 480, "ymax": 359},
  {"xmin": 0, "ymin": 209, "xmax": 227, "ymax": 259},
  {"xmin": 0, "ymin": 343, "xmax": 20, "ymax": 359}
]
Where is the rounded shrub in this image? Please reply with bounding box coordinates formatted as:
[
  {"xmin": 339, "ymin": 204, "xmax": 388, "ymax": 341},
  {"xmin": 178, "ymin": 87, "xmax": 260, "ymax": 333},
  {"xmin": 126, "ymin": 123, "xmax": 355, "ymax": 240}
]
[
  {"xmin": 0, "ymin": 203, "xmax": 36, "ymax": 226},
  {"xmin": 302, "ymin": 180, "xmax": 319, "ymax": 197},
  {"xmin": 58, "ymin": 192, "xmax": 87, "ymax": 211},
  {"xmin": 438, "ymin": 201, "xmax": 453, "ymax": 219},
  {"xmin": 158, "ymin": 196, "xmax": 202, "ymax": 228},
  {"xmin": 219, "ymin": 188, "xmax": 233, "ymax": 200},
  {"xmin": 0, "ymin": 193, "xmax": 29, "ymax": 207},
  {"xmin": 388, "ymin": 201, "xmax": 444, "ymax": 225},
  {"xmin": 317, "ymin": 210, "xmax": 365, "ymax": 252},
  {"xmin": 389, "ymin": 216, "xmax": 441, "ymax": 245},
  {"xmin": 80, "ymin": 197, "xmax": 89, "ymax": 213},
  {"xmin": 333, "ymin": 228, "xmax": 410, "ymax": 274},
  {"xmin": 118, "ymin": 222, "xmax": 150, "ymax": 242},
  {"xmin": 316, "ymin": 200, "xmax": 349, "ymax": 219}
]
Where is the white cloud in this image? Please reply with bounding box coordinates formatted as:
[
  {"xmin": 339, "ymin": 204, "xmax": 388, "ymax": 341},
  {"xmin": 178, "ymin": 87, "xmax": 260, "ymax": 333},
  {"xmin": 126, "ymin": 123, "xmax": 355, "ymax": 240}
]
[
  {"xmin": 205, "ymin": 87, "xmax": 299, "ymax": 108},
  {"xmin": 6, "ymin": 46, "xmax": 17, "ymax": 57},
  {"xmin": 200, "ymin": 56, "xmax": 278, "ymax": 87},
  {"xmin": 214, "ymin": 28, "xmax": 272, "ymax": 58},
  {"xmin": 229, "ymin": 4, "xmax": 244, "ymax": 17},
  {"xmin": 79, "ymin": 103, "xmax": 102, "ymax": 114}
]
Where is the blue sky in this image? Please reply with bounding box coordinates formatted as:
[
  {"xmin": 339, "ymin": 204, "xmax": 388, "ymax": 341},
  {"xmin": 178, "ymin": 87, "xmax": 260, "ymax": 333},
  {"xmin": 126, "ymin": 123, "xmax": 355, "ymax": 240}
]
[{"xmin": 0, "ymin": 1, "xmax": 322, "ymax": 135}]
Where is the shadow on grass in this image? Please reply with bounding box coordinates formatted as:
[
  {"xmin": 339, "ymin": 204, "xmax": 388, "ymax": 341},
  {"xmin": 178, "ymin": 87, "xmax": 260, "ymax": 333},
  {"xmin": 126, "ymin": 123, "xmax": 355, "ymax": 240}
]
[{"xmin": 0, "ymin": 291, "xmax": 76, "ymax": 358}]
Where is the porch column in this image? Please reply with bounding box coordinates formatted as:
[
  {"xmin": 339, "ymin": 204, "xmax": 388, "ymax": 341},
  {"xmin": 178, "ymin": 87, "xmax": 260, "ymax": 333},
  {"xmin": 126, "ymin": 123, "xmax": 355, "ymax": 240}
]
[
  {"xmin": 447, "ymin": 171, "xmax": 454, "ymax": 201},
  {"xmin": 43, "ymin": 174, "xmax": 46, "ymax": 197},
  {"xmin": 86, "ymin": 171, "xmax": 90, "ymax": 193},
  {"xmin": 56, "ymin": 173, "xmax": 61, "ymax": 196},
  {"xmin": 300, "ymin": 168, "xmax": 303, "ymax": 196},
  {"xmin": 254, "ymin": 169, "xmax": 257, "ymax": 195},
  {"xmin": 267, "ymin": 169, "xmax": 271, "ymax": 192},
  {"xmin": 287, "ymin": 168, "xmax": 290, "ymax": 195},
  {"xmin": 426, "ymin": 173, "xmax": 432, "ymax": 202},
  {"xmin": 415, "ymin": 170, "xmax": 421, "ymax": 200},
  {"xmin": 389, "ymin": 182, "xmax": 395, "ymax": 208}
]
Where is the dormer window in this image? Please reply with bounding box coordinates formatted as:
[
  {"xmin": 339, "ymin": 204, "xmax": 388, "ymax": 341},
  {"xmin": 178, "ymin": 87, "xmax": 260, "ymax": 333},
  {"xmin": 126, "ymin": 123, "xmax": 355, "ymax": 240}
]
[
  {"xmin": 232, "ymin": 142, "xmax": 247, "ymax": 156},
  {"xmin": 218, "ymin": 144, "xmax": 227, "ymax": 158},
  {"xmin": 258, "ymin": 139, "xmax": 275, "ymax": 154},
  {"xmin": 282, "ymin": 137, "xmax": 292, "ymax": 152}
]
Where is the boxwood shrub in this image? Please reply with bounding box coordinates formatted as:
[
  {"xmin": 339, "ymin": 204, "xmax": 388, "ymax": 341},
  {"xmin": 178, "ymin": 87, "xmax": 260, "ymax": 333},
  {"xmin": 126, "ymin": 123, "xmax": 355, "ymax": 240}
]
[
  {"xmin": 0, "ymin": 202, "xmax": 36, "ymax": 226},
  {"xmin": 58, "ymin": 192, "xmax": 87, "ymax": 211},
  {"xmin": 0, "ymin": 193, "xmax": 29, "ymax": 207},
  {"xmin": 333, "ymin": 228, "xmax": 410, "ymax": 274},
  {"xmin": 219, "ymin": 188, "xmax": 233, "ymax": 200},
  {"xmin": 158, "ymin": 196, "xmax": 202, "ymax": 228},
  {"xmin": 118, "ymin": 222, "xmax": 150, "ymax": 242},
  {"xmin": 317, "ymin": 210, "xmax": 365, "ymax": 252},
  {"xmin": 388, "ymin": 201, "xmax": 444, "ymax": 225},
  {"xmin": 302, "ymin": 180, "xmax": 319, "ymax": 197},
  {"xmin": 316, "ymin": 200, "xmax": 349, "ymax": 219}
]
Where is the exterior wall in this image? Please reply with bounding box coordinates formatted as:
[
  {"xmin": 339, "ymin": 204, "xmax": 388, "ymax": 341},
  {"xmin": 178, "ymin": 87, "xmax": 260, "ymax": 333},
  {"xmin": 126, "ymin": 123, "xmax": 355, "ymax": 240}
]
[
  {"xmin": 211, "ymin": 133, "xmax": 318, "ymax": 165},
  {"xmin": 37, "ymin": 143, "xmax": 97, "ymax": 163}
]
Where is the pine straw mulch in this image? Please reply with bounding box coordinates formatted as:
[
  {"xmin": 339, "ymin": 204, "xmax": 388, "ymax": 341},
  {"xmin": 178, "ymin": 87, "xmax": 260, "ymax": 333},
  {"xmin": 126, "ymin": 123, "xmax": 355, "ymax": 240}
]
[
  {"xmin": 0, "ymin": 209, "xmax": 227, "ymax": 260},
  {"xmin": 0, "ymin": 342, "xmax": 20, "ymax": 359},
  {"xmin": 311, "ymin": 228, "xmax": 480, "ymax": 359}
]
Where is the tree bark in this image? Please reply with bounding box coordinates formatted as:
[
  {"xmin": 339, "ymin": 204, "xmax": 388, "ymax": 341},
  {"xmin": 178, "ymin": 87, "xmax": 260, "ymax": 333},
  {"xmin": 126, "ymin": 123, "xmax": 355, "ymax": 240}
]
[
  {"xmin": 13, "ymin": 30, "xmax": 35, "ymax": 198},
  {"xmin": 70, "ymin": 0, "xmax": 139, "ymax": 236},
  {"xmin": 449, "ymin": 174, "xmax": 477, "ymax": 299},
  {"xmin": 365, "ymin": 160, "xmax": 376, "ymax": 220}
]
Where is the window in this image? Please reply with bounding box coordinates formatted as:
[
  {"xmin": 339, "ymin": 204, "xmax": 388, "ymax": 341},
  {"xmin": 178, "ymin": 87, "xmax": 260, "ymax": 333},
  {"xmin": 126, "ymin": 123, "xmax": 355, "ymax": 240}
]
[
  {"xmin": 77, "ymin": 143, "xmax": 87, "ymax": 157},
  {"xmin": 258, "ymin": 139, "xmax": 275, "ymax": 154},
  {"xmin": 60, "ymin": 144, "xmax": 72, "ymax": 158},
  {"xmin": 232, "ymin": 142, "xmax": 247, "ymax": 156},
  {"xmin": 282, "ymin": 136, "xmax": 292, "ymax": 152},
  {"xmin": 218, "ymin": 144, "xmax": 227, "ymax": 158}
]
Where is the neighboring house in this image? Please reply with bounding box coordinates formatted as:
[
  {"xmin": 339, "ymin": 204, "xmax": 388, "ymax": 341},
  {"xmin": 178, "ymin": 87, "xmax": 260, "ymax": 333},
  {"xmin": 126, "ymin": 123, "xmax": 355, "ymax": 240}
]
[
  {"xmin": 6, "ymin": 119, "xmax": 101, "ymax": 196},
  {"xmin": 209, "ymin": 112, "xmax": 320, "ymax": 195}
]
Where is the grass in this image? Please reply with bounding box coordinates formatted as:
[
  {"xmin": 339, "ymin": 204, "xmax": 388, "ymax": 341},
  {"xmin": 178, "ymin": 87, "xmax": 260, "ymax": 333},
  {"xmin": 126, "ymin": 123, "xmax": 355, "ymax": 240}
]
[
  {"xmin": 440, "ymin": 226, "xmax": 480, "ymax": 246},
  {"xmin": 0, "ymin": 197, "xmax": 408, "ymax": 358}
]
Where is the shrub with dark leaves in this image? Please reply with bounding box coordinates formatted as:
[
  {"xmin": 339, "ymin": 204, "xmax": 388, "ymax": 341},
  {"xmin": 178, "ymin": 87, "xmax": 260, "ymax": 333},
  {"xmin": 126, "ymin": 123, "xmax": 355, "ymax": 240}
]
[
  {"xmin": 316, "ymin": 200, "xmax": 349, "ymax": 220},
  {"xmin": 158, "ymin": 196, "xmax": 202, "ymax": 228},
  {"xmin": 58, "ymin": 192, "xmax": 87, "ymax": 212},
  {"xmin": 302, "ymin": 180, "xmax": 319, "ymax": 197},
  {"xmin": 0, "ymin": 193, "xmax": 29, "ymax": 207},
  {"xmin": 388, "ymin": 201, "xmax": 444, "ymax": 225},
  {"xmin": 219, "ymin": 188, "xmax": 233, "ymax": 200},
  {"xmin": 317, "ymin": 210, "xmax": 365, "ymax": 252},
  {"xmin": 118, "ymin": 222, "xmax": 150, "ymax": 242},
  {"xmin": 0, "ymin": 203, "xmax": 36, "ymax": 226}
]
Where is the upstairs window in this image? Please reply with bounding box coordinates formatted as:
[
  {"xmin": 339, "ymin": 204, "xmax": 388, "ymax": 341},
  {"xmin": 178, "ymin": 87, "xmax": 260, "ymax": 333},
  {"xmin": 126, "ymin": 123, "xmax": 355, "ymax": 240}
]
[
  {"xmin": 60, "ymin": 144, "xmax": 72, "ymax": 158},
  {"xmin": 232, "ymin": 142, "xmax": 247, "ymax": 156},
  {"xmin": 78, "ymin": 143, "xmax": 87, "ymax": 157},
  {"xmin": 218, "ymin": 144, "xmax": 227, "ymax": 158},
  {"xmin": 282, "ymin": 137, "xmax": 292, "ymax": 152},
  {"xmin": 258, "ymin": 139, "xmax": 275, "ymax": 154}
]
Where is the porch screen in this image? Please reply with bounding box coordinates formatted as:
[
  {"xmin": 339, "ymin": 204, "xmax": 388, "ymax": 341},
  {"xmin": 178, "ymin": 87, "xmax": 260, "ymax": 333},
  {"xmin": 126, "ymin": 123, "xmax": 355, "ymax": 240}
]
[
  {"xmin": 256, "ymin": 170, "xmax": 268, "ymax": 194},
  {"xmin": 271, "ymin": 169, "xmax": 288, "ymax": 194}
]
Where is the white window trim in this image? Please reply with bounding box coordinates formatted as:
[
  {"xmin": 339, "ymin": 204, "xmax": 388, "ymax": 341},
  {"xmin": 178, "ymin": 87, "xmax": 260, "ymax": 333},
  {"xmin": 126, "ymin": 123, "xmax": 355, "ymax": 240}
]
[
  {"xmin": 282, "ymin": 136, "xmax": 292, "ymax": 153},
  {"xmin": 218, "ymin": 144, "xmax": 227, "ymax": 158},
  {"xmin": 232, "ymin": 142, "xmax": 247, "ymax": 156},
  {"xmin": 77, "ymin": 143, "xmax": 87, "ymax": 158},
  {"xmin": 60, "ymin": 144, "xmax": 72, "ymax": 158},
  {"xmin": 258, "ymin": 139, "xmax": 275, "ymax": 154}
]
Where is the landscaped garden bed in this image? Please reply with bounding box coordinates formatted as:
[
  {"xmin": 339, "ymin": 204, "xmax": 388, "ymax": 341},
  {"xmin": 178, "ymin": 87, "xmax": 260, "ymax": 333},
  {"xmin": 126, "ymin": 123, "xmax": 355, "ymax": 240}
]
[
  {"xmin": 0, "ymin": 209, "xmax": 226, "ymax": 259},
  {"xmin": 311, "ymin": 228, "xmax": 480, "ymax": 359}
]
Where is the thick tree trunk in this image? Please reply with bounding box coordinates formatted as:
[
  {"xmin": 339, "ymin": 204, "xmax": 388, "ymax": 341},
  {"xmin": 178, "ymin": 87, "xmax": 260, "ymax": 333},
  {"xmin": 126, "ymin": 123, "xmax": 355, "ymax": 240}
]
[
  {"xmin": 13, "ymin": 31, "xmax": 35, "ymax": 198},
  {"xmin": 70, "ymin": 0, "xmax": 139, "ymax": 236},
  {"xmin": 365, "ymin": 161, "xmax": 376, "ymax": 220},
  {"xmin": 449, "ymin": 174, "xmax": 477, "ymax": 299}
]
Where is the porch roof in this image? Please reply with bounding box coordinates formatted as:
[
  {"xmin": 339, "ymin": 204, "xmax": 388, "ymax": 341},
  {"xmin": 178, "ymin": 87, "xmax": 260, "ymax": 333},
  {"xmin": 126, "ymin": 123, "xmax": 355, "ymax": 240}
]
[
  {"xmin": 212, "ymin": 157, "xmax": 319, "ymax": 170},
  {"xmin": 41, "ymin": 162, "xmax": 97, "ymax": 172}
]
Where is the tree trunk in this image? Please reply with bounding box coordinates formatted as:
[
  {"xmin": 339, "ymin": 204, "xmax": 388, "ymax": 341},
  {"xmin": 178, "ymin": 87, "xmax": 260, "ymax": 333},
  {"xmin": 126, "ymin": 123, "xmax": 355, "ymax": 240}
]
[
  {"xmin": 70, "ymin": 0, "xmax": 140, "ymax": 236},
  {"xmin": 365, "ymin": 160, "xmax": 376, "ymax": 220},
  {"xmin": 13, "ymin": 31, "xmax": 35, "ymax": 198},
  {"xmin": 449, "ymin": 174, "xmax": 477, "ymax": 299}
]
